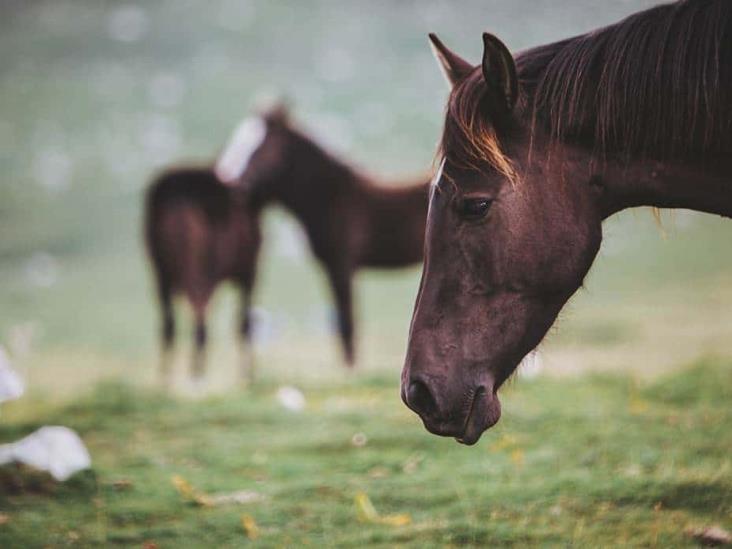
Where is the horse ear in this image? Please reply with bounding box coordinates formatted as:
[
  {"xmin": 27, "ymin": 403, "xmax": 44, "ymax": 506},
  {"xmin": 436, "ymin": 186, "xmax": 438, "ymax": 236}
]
[
  {"xmin": 481, "ymin": 33, "xmax": 518, "ymax": 112},
  {"xmin": 265, "ymin": 100, "xmax": 290, "ymax": 124},
  {"xmin": 429, "ymin": 33, "xmax": 473, "ymax": 89},
  {"xmin": 255, "ymin": 93, "xmax": 290, "ymax": 125}
]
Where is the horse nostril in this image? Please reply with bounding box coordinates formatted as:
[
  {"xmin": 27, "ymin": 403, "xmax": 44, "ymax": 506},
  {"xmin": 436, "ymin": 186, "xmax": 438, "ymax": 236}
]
[{"xmin": 407, "ymin": 378, "xmax": 438, "ymax": 417}]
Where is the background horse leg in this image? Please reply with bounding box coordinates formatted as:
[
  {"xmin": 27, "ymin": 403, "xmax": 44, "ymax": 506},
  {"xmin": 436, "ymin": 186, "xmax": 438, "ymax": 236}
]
[
  {"xmin": 156, "ymin": 275, "xmax": 175, "ymax": 385},
  {"xmin": 238, "ymin": 280, "xmax": 256, "ymax": 384},
  {"xmin": 191, "ymin": 301, "xmax": 208, "ymax": 383},
  {"xmin": 326, "ymin": 265, "xmax": 355, "ymax": 367}
]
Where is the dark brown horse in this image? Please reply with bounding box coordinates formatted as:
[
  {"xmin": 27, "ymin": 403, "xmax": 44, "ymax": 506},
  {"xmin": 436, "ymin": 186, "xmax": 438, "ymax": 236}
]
[
  {"xmin": 144, "ymin": 167, "xmax": 261, "ymax": 383},
  {"xmin": 216, "ymin": 106, "xmax": 429, "ymax": 364},
  {"xmin": 403, "ymin": 0, "xmax": 732, "ymax": 444}
]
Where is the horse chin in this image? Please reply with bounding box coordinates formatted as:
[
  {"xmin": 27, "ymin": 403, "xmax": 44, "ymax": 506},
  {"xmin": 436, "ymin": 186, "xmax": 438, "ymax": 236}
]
[{"xmin": 456, "ymin": 389, "xmax": 501, "ymax": 446}]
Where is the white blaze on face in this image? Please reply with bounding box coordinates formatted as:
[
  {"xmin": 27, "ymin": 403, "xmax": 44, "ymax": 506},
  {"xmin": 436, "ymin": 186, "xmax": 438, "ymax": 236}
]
[
  {"xmin": 428, "ymin": 158, "xmax": 447, "ymax": 207},
  {"xmin": 214, "ymin": 117, "xmax": 267, "ymax": 184},
  {"xmin": 431, "ymin": 158, "xmax": 446, "ymax": 191}
]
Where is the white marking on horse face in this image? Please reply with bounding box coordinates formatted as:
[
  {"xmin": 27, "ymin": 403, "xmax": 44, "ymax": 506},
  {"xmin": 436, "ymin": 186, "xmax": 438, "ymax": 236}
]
[
  {"xmin": 427, "ymin": 158, "xmax": 446, "ymax": 216},
  {"xmin": 214, "ymin": 117, "xmax": 267, "ymax": 185},
  {"xmin": 430, "ymin": 158, "xmax": 446, "ymax": 192}
]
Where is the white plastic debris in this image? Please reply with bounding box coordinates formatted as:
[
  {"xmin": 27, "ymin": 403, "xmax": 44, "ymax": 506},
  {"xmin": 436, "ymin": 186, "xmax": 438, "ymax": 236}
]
[
  {"xmin": 687, "ymin": 525, "xmax": 731, "ymax": 546},
  {"xmin": 276, "ymin": 386, "xmax": 305, "ymax": 412},
  {"xmin": 0, "ymin": 426, "xmax": 91, "ymax": 481},
  {"xmin": 0, "ymin": 346, "xmax": 24, "ymax": 403}
]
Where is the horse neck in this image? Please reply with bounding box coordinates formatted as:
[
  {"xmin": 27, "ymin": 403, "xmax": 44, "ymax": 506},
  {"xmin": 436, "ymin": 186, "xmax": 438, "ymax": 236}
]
[
  {"xmin": 530, "ymin": 133, "xmax": 732, "ymax": 220},
  {"xmin": 515, "ymin": 94, "xmax": 732, "ymax": 220},
  {"xmin": 597, "ymin": 155, "xmax": 732, "ymax": 219},
  {"xmin": 276, "ymin": 137, "xmax": 362, "ymax": 226}
]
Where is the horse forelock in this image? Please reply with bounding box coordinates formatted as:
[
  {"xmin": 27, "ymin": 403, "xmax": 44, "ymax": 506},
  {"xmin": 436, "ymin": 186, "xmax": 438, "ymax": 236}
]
[
  {"xmin": 439, "ymin": 70, "xmax": 518, "ymax": 184},
  {"xmin": 214, "ymin": 116, "xmax": 267, "ymax": 184}
]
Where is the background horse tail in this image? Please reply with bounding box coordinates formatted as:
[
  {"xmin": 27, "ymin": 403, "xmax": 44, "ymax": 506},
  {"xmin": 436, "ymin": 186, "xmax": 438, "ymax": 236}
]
[{"xmin": 144, "ymin": 173, "xmax": 178, "ymax": 356}]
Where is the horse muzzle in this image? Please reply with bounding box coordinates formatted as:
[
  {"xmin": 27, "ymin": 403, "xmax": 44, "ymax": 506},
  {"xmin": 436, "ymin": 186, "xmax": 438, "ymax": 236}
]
[{"xmin": 401, "ymin": 374, "xmax": 501, "ymax": 445}]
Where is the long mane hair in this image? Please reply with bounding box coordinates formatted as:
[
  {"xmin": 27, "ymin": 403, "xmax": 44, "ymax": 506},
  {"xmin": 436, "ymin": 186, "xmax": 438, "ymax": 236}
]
[{"xmin": 443, "ymin": 0, "xmax": 732, "ymax": 168}]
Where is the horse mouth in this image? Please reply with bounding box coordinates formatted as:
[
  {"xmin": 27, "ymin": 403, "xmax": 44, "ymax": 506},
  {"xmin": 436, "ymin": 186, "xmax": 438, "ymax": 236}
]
[{"xmin": 455, "ymin": 387, "xmax": 500, "ymax": 446}]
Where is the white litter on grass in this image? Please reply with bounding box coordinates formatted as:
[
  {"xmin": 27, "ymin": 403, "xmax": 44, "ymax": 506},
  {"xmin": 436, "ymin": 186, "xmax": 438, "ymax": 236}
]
[
  {"xmin": 517, "ymin": 350, "xmax": 544, "ymax": 380},
  {"xmin": 276, "ymin": 386, "xmax": 305, "ymax": 412},
  {"xmin": 0, "ymin": 346, "xmax": 24, "ymax": 403},
  {"xmin": 0, "ymin": 426, "xmax": 91, "ymax": 481}
]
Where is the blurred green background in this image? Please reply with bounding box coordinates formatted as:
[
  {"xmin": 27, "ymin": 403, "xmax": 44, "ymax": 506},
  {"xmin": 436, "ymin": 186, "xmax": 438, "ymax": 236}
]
[{"xmin": 0, "ymin": 1, "xmax": 730, "ymax": 546}]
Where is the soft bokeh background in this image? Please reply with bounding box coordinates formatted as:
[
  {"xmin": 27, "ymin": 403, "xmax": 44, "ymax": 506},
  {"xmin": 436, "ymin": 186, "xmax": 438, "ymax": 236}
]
[{"xmin": 1, "ymin": 1, "xmax": 730, "ymax": 546}]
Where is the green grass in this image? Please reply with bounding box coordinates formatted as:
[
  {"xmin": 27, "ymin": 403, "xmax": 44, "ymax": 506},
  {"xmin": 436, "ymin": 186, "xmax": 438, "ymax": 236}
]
[{"xmin": 1, "ymin": 359, "xmax": 730, "ymax": 547}]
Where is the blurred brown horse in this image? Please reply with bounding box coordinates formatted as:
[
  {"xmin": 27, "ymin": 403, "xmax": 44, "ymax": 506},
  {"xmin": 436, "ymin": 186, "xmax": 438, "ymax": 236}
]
[
  {"xmin": 403, "ymin": 0, "xmax": 732, "ymax": 444},
  {"xmin": 216, "ymin": 106, "xmax": 429, "ymax": 365},
  {"xmin": 145, "ymin": 167, "xmax": 261, "ymax": 383}
]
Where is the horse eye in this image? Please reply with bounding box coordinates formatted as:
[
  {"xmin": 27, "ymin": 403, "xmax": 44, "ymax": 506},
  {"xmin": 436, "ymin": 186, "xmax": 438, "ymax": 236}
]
[{"xmin": 458, "ymin": 197, "xmax": 493, "ymax": 220}]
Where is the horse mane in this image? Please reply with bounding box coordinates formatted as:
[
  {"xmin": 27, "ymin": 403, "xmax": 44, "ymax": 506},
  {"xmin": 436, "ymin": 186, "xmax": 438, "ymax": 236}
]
[
  {"xmin": 526, "ymin": 0, "xmax": 732, "ymax": 158},
  {"xmin": 285, "ymin": 120, "xmax": 429, "ymax": 192},
  {"xmin": 443, "ymin": 0, "xmax": 732, "ymax": 170}
]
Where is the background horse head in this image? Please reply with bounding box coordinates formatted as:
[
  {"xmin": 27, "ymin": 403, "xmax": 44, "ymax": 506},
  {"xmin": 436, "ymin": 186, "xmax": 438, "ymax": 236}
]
[
  {"xmin": 217, "ymin": 104, "xmax": 430, "ymax": 365},
  {"xmin": 403, "ymin": 0, "xmax": 732, "ymax": 444}
]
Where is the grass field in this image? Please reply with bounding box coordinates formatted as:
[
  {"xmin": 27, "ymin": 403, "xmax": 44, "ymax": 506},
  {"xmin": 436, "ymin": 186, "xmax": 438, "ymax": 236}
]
[
  {"xmin": 1, "ymin": 360, "xmax": 730, "ymax": 547},
  {"xmin": 1, "ymin": 0, "xmax": 731, "ymax": 546}
]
